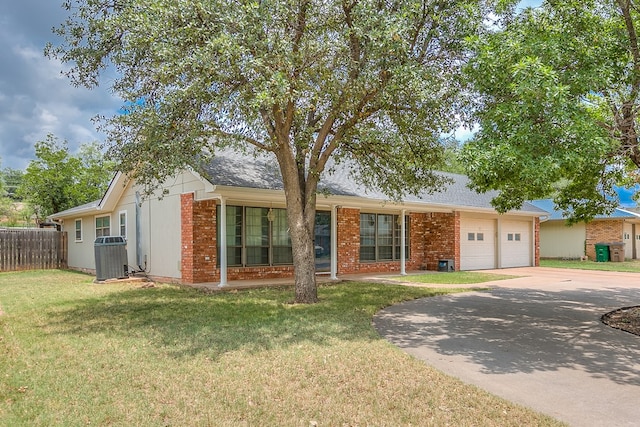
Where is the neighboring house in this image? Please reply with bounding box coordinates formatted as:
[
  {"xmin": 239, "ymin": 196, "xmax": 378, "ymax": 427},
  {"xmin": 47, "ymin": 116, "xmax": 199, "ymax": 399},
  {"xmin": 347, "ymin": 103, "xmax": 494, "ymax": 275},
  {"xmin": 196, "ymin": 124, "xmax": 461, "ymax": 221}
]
[
  {"xmin": 51, "ymin": 150, "xmax": 546, "ymax": 285},
  {"xmin": 530, "ymin": 199, "xmax": 640, "ymax": 260}
]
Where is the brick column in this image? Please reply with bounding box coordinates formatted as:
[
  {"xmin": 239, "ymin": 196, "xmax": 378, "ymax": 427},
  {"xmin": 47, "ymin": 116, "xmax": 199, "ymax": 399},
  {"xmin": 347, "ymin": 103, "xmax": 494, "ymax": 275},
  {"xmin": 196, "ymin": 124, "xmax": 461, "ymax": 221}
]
[
  {"xmin": 181, "ymin": 193, "xmax": 218, "ymax": 284},
  {"xmin": 337, "ymin": 207, "xmax": 360, "ymax": 274},
  {"xmin": 181, "ymin": 193, "xmax": 195, "ymax": 283}
]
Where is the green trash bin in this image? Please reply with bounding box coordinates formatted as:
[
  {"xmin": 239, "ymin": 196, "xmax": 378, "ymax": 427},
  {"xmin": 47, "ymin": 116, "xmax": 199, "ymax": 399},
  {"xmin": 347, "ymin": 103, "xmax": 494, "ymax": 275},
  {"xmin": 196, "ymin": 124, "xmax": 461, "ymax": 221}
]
[{"xmin": 595, "ymin": 243, "xmax": 610, "ymax": 262}]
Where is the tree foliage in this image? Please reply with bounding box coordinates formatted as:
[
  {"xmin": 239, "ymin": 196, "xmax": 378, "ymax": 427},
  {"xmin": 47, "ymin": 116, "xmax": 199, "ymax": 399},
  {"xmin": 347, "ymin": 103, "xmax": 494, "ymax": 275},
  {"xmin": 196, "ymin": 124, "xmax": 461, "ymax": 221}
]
[
  {"xmin": 462, "ymin": 0, "xmax": 640, "ymax": 221},
  {"xmin": 2, "ymin": 167, "xmax": 24, "ymax": 200},
  {"xmin": 48, "ymin": 0, "xmax": 510, "ymax": 302},
  {"xmin": 18, "ymin": 134, "xmax": 115, "ymax": 220}
]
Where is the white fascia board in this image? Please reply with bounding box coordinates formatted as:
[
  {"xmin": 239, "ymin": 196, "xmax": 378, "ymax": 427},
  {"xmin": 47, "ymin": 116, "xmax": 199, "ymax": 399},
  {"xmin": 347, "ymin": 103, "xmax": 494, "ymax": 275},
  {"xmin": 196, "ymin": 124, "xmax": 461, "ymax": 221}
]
[{"xmin": 97, "ymin": 172, "xmax": 128, "ymax": 212}]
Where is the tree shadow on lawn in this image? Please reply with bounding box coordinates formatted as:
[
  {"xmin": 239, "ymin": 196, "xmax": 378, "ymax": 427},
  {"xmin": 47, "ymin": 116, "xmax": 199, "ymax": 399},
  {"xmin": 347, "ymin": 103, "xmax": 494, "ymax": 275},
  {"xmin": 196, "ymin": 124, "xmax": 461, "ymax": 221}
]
[
  {"xmin": 45, "ymin": 282, "xmax": 450, "ymax": 360},
  {"xmin": 374, "ymin": 286, "xmax": 640, "ymax": 387}
]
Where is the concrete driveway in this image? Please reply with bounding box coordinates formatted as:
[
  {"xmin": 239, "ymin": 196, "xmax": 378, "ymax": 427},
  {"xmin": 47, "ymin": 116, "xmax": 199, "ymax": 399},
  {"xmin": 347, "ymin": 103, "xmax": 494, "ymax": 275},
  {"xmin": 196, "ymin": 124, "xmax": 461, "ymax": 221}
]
[{"xmin": 373, "ymin": 267, "xmax": 640, "ymax": 427}]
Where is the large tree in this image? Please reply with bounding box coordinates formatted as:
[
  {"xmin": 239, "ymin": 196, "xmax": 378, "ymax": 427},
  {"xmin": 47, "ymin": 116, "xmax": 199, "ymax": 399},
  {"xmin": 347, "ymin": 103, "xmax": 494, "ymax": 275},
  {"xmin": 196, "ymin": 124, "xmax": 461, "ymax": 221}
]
[
  {"xmin": 461, "ymin": 0, "xmax": 640, "ymax": 222},
  {"xmin": 19, "ymin": 135, "xmax": 114, "ymax": 219},
  {"xmin": 48, "ymin": 0, "xmax": 505, "ymax": 303}
]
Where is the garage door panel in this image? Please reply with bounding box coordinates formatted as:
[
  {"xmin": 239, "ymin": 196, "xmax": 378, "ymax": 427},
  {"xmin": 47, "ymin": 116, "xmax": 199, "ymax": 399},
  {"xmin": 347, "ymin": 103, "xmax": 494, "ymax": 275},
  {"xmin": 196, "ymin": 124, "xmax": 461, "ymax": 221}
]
[
  {"xmin": 460, "ymin": 219, "xmax": 496, "ymax": 270},
  {"xmin": 500, "ymin": 220, "xmax": 531, "ymax": 268}
]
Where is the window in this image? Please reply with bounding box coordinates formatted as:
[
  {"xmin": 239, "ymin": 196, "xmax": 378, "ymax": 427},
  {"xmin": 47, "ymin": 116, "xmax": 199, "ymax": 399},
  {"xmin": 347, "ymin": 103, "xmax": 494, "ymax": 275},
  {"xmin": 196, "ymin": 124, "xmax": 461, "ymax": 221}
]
[
  {"xmin": 74, "ymin": 219, "xmax": 82, "ymax": 241},
  {"xmin": 507, "ymin": 233, "xmax": 513, "ymax": 241},
  {"xmin": 95, "ymin": 216, "xmax": 110, "ymax": 237},
  {"xmin": 477, "ymin": 233, "xmax": 484, "ymax": 241},
  {"xmin": 119, "ymin": 211, "xmax": 127, "ymax": 238},
  {"xmin": 246, "ymin": 207, "xmax": 269, "ymax": 265},
  {"xmin": 359, "ymin": 213, "xmax": 409, "ymax": 262},
  {"xmin": 515, "ymin": 233, "xmax": 521, "ymax": 241},
  {"xmin": 467, "ymin": 233, "xmax": 475, "ymax": 241},
  {"xmin": 271, "ymin": 208, "xmax": 292, "ymax": 264},
  {"xmin": 217, "ymin": 206, "xmax": 293, "ymax": 267}
]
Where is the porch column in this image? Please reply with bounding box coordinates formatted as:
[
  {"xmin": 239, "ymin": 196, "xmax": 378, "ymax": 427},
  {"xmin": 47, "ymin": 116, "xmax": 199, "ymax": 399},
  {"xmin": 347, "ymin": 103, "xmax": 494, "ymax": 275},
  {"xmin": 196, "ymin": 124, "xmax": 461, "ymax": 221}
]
[
  {"xmin": 331, "ymin": 204, "xmax": 338, "ymax": 280},
  {"xmin": 218, "ymin": 197, "xmax": 227, "ymax": 287},
  {"xmin": 400, "ymin": 209, "xmax": 407, "ymax": 276}
]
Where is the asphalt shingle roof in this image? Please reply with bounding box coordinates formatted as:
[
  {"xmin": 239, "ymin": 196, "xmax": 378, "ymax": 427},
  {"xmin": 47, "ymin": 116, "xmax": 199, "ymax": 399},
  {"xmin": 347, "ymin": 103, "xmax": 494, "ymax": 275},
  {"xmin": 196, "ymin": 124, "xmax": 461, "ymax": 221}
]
[{"xmin": 200, "ymin": 149, "xmax": 546, "ymax": 214}]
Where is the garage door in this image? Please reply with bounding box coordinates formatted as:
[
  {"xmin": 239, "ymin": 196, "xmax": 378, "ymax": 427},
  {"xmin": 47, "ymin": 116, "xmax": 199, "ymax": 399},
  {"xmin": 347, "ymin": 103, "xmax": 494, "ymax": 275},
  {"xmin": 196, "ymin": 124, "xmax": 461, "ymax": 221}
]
[
  {"xmin": 500, "ymin": 220, "xmax": 531, "ymax": 268},
  {"xmin": 624, "ymin": 223, "xmax": 634, "ymax": 260},
  {"xmin": 460, "ymin": 218, "xmax": 496, "ymax": 270}
]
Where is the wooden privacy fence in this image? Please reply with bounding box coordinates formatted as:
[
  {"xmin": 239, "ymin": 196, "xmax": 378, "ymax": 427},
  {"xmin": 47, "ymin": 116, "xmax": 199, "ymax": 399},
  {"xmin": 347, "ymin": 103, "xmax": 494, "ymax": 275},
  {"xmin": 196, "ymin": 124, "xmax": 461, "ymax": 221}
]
[{"xmin": 0, "ymin": 229, "xmax": 68, "ymax": 271}]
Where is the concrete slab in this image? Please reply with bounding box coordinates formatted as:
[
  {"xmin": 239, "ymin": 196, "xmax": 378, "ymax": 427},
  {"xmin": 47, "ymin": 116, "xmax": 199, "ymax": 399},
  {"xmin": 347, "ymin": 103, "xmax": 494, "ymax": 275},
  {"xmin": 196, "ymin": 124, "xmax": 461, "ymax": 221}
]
[{"xmin": 373, "ymin": 267, "xmax": 640, "ymax": 427}]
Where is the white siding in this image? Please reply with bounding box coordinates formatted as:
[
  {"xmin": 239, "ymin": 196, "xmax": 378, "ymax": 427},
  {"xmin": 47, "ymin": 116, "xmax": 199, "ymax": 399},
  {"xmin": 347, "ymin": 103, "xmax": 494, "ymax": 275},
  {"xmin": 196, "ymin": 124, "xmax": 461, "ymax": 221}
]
[
  {"xmin": 62, "ymin": 170, "xmax": 207, "ymax": 281},
  {"xmin": 539, "ymin": 221, "xmax": 585, "ymax": 259}
]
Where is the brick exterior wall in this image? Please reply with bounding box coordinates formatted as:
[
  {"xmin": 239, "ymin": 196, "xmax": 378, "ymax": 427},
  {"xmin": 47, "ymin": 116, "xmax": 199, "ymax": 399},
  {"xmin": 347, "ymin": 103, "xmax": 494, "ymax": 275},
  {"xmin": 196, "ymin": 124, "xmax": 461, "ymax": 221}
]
[
  {"xmin": 335, "ymin": 208, "xmax": 461, "ymax": 274},
  {"xmin": 585, "ymin": 219, "xmax": 623, "ymax": 260},
  {"xmin": 180, "ymin": 196, "xmax": 535, "ymax": 283},
  {"xmin": 181, "ymin": 193, "xmax": 218, "ymax": 283},
  {"xmin": 420, "ymin": 212, "xmax": 460, "ymax": 271},
  {"xmin": 225, "ymin": 266, "xmax": 295, "ymax": 280},
  {"xmin": 336, "ymin": 207, "xmax": 362, "ymax": 274}
]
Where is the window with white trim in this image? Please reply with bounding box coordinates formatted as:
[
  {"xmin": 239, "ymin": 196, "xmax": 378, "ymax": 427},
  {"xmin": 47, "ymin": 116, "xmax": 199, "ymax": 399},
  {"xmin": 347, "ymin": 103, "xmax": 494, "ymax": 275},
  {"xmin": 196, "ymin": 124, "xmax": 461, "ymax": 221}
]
[
  {"xmin": 119, "ymin": 211, "xmax": 127, "ymax": 239},
  {"xmin": 359, "ymin": 213, "xmax": 409, "ymax": 262},
  {"xmin": 74, "ymin": 219, "xmax": 82, "ymax": 241},
  {"xmin": 217, "ymin": 205, "xmax": 293, "ymax": 267},
  {"xmin": 95, "ymin": 215, "xmax": 110, "ymax": 238}
]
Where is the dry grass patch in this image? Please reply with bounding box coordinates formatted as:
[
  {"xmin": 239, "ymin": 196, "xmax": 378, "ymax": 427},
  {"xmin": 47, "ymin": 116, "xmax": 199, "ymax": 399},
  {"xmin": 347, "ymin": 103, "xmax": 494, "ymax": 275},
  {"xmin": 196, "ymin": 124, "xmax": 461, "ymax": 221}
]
[{"xmin": 0, "ymin": 270, "xmax": 563, "ymax": 426}]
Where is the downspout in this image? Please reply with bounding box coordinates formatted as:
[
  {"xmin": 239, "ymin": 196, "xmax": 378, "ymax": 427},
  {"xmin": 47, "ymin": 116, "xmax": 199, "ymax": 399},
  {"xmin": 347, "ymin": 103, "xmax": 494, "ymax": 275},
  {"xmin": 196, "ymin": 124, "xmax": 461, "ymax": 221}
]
[
  {"xmin": 134, "ymin": 191, "xmax": 144, "ymax": 269},
  {"xmin": 331, "ymin": 204, "xmax": 338, "ymax": 280},
  {"xmin": 400, "ymin": 209, "xmax": 407, "ymax": 276}
]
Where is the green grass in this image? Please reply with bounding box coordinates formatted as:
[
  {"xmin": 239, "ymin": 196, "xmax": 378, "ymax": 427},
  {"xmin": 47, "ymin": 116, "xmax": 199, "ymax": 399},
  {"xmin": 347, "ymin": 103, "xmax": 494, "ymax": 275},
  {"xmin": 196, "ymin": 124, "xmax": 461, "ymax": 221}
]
[
  {"xmin": 541, "ymin": 258, "xmax": 640, "ymax": 273},
  {"xmin": 0, "ymin": 270, "xmax": 563, "ymax": 426},
  {"xmin": 392, "ymin": 271, "xmax": 519, "ymax": 285}
]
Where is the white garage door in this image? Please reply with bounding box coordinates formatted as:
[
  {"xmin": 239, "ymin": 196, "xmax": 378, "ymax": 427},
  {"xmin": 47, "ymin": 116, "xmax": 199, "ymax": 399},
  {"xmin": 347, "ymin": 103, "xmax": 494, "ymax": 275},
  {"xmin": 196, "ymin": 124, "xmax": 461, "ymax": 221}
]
[
  {"xmin": 624, "ymin": 223, "xmax": 634, "ymax": 260},
  {"xmin": 500, "ymin": 220, "xmax": 532, "ymax": 268},
  {"xmin": 460, "ymin": 218, "xmax": 496, "ymax": 270}
]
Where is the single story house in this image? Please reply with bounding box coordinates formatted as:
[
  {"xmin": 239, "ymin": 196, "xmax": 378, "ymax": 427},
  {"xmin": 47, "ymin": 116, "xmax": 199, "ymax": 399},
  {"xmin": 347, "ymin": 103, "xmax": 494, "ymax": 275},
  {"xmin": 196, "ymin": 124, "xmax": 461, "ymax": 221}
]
[
  {"xmin": 51, "ymin": 150, "xmax": 546, "ymax": 285},
  {"xmin": 530, "ymin": 199, "xmax": 640, "ymax": 260}
]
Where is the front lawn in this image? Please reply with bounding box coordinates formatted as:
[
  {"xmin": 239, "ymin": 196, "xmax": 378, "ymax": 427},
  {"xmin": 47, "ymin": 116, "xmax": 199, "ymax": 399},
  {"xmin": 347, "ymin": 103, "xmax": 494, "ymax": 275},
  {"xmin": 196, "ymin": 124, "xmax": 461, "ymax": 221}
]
[
  {"xmin": 541, "ymin": 259, "xmax": 640, "ymax": 273},
  {"xmin": 0, "ymin": 270, "xmax": 562, "ymax": 426},
  {"xmin": 392, "ymin": 271, "xmax": 519, "ymax": 285}
]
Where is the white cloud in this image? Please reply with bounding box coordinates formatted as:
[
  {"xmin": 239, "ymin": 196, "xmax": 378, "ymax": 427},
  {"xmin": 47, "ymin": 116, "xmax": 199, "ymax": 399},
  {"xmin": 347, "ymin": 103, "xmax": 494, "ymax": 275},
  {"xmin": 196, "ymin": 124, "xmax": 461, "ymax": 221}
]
[{"xmin": 0, "ymin": 1, "xmax": 121, "ymax": 170}]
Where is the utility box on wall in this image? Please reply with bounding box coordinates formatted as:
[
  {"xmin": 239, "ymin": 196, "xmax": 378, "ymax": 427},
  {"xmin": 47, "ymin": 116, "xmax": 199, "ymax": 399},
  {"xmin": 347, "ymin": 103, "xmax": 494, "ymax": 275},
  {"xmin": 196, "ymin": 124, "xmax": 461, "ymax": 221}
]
[
  {"xmin": 94, "ymin": 236, "xmax": 128, "ymax": 281},
  {"xmin": 438, "ymin": 259, "xmax": 455, "ymax": 272}
]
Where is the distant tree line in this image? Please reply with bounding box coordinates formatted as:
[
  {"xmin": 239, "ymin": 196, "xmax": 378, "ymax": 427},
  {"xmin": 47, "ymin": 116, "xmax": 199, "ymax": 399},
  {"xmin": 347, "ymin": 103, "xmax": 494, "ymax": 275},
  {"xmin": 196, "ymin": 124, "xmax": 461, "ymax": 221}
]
[{"xmin": 0, "ymin": 134, "xmax": 115, "ymax": 226}]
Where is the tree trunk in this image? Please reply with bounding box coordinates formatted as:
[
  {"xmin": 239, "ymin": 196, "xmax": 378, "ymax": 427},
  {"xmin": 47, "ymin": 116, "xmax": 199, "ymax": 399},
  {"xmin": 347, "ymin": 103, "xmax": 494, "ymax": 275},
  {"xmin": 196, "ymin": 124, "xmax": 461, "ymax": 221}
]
[
  {"xmin": 289, "ymin": 206, "xmax": 318, "ymax": 304},
  {"xmin": 275, "ymin": 149, "xmax": 319, "ymax": 304}
]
